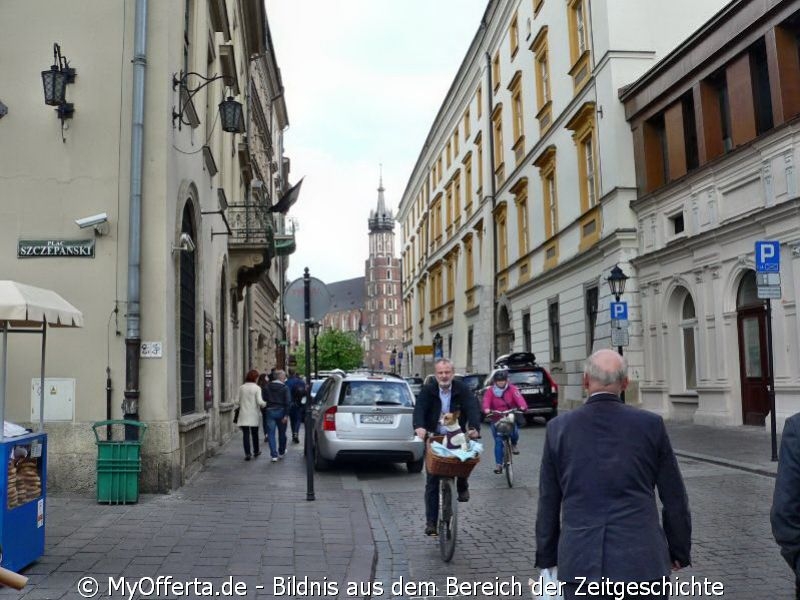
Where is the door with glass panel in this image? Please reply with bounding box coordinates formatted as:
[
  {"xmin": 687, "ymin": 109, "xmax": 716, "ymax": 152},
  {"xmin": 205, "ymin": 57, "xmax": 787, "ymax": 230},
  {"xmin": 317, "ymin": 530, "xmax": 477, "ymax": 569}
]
[{"xmin": 736, "ymin": 271, "xmax": 769, "ymax": 426}]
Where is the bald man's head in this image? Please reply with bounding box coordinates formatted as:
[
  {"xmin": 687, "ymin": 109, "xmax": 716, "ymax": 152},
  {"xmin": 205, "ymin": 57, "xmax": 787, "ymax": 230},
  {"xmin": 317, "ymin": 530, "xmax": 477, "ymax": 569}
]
[{"xmin": 583, "ymin": 349, "xmax": 628, "ymax": 396}]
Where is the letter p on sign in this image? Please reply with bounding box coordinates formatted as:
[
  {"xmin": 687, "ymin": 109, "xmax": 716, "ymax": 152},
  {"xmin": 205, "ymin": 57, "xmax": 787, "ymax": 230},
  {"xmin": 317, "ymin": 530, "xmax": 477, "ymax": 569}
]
[
  {"xmin": 755, "ymin": 241, "xmax": 780, "ymax": 272},
  {"xmin": 610, "ymin": 302, "xmax": 628, "ymax": 321}
]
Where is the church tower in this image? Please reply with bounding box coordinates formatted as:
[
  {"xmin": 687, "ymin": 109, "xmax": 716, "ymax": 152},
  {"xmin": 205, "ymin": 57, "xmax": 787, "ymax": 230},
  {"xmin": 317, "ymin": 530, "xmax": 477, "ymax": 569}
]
[{"xmin": 364, "ymin": 174, "xmax": 403, "ymax": 372}]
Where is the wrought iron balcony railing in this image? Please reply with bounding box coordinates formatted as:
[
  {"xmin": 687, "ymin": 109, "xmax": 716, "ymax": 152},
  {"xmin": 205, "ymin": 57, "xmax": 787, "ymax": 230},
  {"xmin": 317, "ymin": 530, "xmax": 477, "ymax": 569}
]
[{"xmin": 227, "ymin": 203, "xmax": 273, "ymax": 246}]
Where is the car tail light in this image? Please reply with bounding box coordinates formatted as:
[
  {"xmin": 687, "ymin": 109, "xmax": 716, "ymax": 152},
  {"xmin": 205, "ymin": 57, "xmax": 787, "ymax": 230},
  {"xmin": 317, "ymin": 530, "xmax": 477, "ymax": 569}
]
[
  {"xmin": 544, "ymin": 371, "xmax": 559, "ymax": 402},
  {"xmin": 323, "ymin": 406, "xmax": 337, "ymax": 431}
]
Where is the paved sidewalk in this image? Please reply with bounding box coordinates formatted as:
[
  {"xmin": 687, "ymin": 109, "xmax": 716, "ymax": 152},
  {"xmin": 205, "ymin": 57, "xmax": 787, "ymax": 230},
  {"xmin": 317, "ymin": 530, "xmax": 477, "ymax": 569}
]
[
  {"xmin": 665, "ymin": 420, "xmax": 780, "ymax": 477},
  {"xmin": 4, "ymin": 433, "xmax": 374, "ymax": 599}
]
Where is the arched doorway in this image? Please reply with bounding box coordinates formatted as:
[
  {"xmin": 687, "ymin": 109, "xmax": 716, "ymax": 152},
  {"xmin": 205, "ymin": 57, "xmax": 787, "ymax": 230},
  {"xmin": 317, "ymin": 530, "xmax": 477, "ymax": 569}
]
[
  {"xmin": 179, "ymin": 204, "xmax": 197, "ymax": 415},
  {"xmin": 496, "ymin": 305, "xmax": 513, "ymax": 356},
  {"xmin": 736, "ymin": 271, "xmax": 769, "ymax": 425}
]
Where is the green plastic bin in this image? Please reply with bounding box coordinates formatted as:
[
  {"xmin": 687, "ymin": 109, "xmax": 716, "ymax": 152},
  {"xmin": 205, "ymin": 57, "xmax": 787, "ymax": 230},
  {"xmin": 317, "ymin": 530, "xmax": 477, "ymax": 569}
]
[{"xmin": 92, "ymin": 420, "xmax": 148, "ymax": 504}]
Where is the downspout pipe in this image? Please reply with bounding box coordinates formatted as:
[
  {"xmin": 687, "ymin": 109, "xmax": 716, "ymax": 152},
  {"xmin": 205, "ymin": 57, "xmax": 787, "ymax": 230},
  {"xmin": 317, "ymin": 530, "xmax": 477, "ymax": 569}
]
[
  {"xmin": 124, "ymin": 0, "xmax": 148, "ymax": 437},
  {"xmin": 485, "ymin": 51, "xmax": 497, "ymax": 370}
]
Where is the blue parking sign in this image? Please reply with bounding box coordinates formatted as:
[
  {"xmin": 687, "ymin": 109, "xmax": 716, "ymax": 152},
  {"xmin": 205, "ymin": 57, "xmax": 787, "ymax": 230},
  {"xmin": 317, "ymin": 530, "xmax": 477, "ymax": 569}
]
[
  {"xmin": 610, "ymin": 302, "xmax": 628, "ymax": 321},
  {"xmin": 755, "ymin": 241, "xmax": 780, "ymax": 272}
]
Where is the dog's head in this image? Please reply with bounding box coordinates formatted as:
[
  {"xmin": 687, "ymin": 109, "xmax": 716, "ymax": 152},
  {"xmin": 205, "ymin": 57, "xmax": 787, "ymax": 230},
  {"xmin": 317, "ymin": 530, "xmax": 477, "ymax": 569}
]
[{"xmin": 441, "ymin": 411, "xmax": 460, "ymax": 426}]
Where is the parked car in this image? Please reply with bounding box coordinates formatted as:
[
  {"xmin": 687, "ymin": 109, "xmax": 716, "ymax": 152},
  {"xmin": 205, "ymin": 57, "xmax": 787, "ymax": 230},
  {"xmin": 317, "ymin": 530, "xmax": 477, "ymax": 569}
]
[
  {"xmin": 404, "ymin": 376, "xmax": 423, "ymax": 397},
  {"xmin": 309, "ymin": 372, "xmax": 424, "ymax": 472},
  {"xmin": 482, "ymin": 352, "xmax": 558, "ymax": 424},
  {"xmin": 309, "ymin": 379, "xmax": 327, "ymax": 401},
  {"xmin": 461, "ymin": 373, "xmax": 489, "ymax": 403}
]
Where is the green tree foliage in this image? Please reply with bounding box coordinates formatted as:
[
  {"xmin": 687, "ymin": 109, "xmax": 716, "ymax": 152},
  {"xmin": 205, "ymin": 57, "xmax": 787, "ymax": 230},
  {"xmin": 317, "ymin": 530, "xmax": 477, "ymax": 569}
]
[{"xmin": 290, "ymin": 328, "xmax": 364, "ymax": 376}]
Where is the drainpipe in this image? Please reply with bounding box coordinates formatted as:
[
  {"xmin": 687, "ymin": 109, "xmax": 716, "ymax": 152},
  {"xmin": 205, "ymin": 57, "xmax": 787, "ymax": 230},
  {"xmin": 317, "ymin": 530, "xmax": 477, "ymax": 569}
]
[
  {"xmin": 123, "ymin": 0, "xmax": 148, "ymax": 438},
  {"xmin": 485, "ymin": 51, "xmax": 498, "ymax": 370}
]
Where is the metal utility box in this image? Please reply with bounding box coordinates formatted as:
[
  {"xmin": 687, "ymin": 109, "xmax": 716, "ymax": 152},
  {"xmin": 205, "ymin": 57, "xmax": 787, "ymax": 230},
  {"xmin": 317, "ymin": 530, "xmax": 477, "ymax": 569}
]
[{"xmin": 0, "ymin": 432, "xmax": 46, "ymax": 572}]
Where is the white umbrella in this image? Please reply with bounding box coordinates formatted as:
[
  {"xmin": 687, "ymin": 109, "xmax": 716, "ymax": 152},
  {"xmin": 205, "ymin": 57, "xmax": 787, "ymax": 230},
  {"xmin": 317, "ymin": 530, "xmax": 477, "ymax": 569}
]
[
  {"xmin": 0, "ymin": 280, "xmax": 83, "ymax": 328},
  {"xmin": 0, "ymin": 281, "xmax": 83, "ymax": 439}
]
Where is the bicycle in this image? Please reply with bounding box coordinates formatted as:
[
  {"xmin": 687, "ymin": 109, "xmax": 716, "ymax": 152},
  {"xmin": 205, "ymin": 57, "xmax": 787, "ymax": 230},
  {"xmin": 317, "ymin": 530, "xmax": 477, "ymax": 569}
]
[
  {"xmin": 424, "ymin": 432, "xmax": 480, "ymax": 562},
  {"xmin": 487, "ymin": 409, "xmax": 522, "ymax": 488}
]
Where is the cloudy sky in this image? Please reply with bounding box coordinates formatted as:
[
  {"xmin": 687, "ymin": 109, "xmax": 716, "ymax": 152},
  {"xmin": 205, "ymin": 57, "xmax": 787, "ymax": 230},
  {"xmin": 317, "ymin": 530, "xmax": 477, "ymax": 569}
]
[{"xmin": 265, "ymin": 0, "xmax": 488, "ymax": 285}]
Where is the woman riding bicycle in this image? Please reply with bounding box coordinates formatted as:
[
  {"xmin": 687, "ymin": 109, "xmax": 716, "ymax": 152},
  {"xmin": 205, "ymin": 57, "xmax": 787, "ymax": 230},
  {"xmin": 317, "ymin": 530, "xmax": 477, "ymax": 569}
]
[{"xmin": 482, "ymin": 370, "xmax": 527, "ymax": 474}]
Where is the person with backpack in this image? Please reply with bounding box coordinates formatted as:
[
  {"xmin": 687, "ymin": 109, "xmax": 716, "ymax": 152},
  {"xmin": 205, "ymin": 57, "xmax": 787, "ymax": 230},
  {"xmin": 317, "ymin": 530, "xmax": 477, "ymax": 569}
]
[
  {"xmin": 263, "ymin": 369, "xmax": 291, "ymax": 461},
  {"xmin": 286, "ymin": 369, "xmax": 307, "ymax": 444}
]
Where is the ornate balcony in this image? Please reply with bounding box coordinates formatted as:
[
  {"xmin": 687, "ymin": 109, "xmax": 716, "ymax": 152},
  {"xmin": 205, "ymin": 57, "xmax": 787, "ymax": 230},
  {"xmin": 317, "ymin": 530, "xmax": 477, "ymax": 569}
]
[{"xmin": 227, "ymin": 202, "xmax": 274, "ymax": 299}]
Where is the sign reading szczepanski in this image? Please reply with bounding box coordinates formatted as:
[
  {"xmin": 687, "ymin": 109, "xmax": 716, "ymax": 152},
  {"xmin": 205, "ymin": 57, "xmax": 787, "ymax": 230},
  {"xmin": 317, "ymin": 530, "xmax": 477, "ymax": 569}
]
[{"xmin": 18, "ymin": 239, "xmax": 95, "ymax": 258}]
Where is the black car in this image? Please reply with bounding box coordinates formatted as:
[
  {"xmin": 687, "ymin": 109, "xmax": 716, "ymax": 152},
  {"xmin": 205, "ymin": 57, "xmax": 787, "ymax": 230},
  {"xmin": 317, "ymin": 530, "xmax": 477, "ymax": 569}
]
[
  {"xmin": 461, "ymin": 372, "xmax": 489, "ymax": 403},
  {"xmin": 482, "ymin": 352, "xmax": 558, "ymax": 424}
]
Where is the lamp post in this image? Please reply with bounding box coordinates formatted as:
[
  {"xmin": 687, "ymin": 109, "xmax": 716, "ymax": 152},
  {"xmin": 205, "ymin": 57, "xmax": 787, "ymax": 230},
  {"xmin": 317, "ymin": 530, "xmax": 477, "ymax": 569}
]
[
  {"xmin": 606, "ymin": 264, "xmax": 629, "ymax": 403},
  {"xmin": 311, "ymin": 321, "xmax": 321, "ymax": 379}
]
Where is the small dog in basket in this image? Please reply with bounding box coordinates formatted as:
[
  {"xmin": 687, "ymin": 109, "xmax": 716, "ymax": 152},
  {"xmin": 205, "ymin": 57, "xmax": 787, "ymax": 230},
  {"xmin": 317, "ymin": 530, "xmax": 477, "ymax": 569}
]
[{"xmin": 441, "ymin": 412, "xmax": 469, "ymax": 452}]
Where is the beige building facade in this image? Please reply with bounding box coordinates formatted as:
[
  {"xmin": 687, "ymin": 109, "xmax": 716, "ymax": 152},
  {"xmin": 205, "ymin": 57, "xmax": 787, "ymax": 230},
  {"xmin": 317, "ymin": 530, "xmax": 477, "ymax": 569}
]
[
  {"xmin": 398, "ymin": 0, "xmax": 729, "ymax": 406},
  {"xmin": 0, "ymin": 0, "xmax": 295, "ymax": 492}
]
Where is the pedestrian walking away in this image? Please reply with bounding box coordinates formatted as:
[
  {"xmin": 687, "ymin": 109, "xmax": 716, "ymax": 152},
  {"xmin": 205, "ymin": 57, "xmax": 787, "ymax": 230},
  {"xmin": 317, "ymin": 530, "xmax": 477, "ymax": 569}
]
[
  {"xmin": 235, "ymin": 369, "xmax": 267, "ymax": 461},
  {"xmin": 257, "ymin": 372, "xmax": 270, "ymax": 442},
  {"xmin": 413, "ymin": 357, "xmax": 480, "ymax": 536},
  {"xmin": 264, "ymin": 369, "xmax": 291, "ymax": 461},
  {"xmin": 535, "ymin": 349, "xmax": 691, "ymax": 599},
  {"xmin": 482, "ymin": 369, "xmax": 527, "ymax": 473},
  {"xmin": 286, "ymin": 368, "xmax": 307, "ymax": 444},
  {"xmin": 771, "ymin": 411, "xmax": 800, "ymax": 599}
]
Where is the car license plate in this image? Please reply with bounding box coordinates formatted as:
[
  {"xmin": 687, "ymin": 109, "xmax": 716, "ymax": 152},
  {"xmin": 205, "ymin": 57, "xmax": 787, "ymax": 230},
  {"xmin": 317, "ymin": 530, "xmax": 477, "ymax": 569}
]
[{"xmin": 360, "ymin": 414, "xmax": 393, "ymax": 424}]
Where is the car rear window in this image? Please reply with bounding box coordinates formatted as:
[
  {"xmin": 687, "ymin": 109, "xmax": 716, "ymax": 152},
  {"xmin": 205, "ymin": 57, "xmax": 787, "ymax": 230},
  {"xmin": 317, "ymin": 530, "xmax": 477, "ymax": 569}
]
[
  {"xmin": 338, "ymin": 381, "xmax": 414, "ymax": 407},
  {"xmin": 509, "ymin": 371, "xmax": 544, "ymax": 386},
  {"xmin": 461, "ymin": 375, "xmax": 483, "ymax": 391}
]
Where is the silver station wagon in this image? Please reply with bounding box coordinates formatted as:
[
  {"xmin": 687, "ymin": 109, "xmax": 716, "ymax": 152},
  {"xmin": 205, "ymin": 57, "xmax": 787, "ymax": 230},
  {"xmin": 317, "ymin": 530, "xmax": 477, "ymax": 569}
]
[{"xmin": 309, "ymin": 372, "xmax": 424, "ymax": 472}]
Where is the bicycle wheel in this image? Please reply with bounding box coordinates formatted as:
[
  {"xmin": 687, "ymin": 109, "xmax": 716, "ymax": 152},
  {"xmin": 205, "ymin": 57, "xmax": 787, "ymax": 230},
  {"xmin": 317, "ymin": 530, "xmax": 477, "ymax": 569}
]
[
  {"xmin": 504, "ymin": 439, "xmax": 514, "ymax": 488},
  {"xmin": 438, "ymin": 477, "xmax": 458, "ymax": 562}
]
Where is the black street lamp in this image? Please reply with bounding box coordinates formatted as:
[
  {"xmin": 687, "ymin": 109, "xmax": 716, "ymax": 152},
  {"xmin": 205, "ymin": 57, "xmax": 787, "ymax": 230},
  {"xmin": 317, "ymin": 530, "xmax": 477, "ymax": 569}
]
[
  {"xmin": 311, "ymin": 322, "xmax": 321, "ymax": 379},
  {"xmin": 606, "ymin": 264, "xmax": 629, "ymax": 403}
]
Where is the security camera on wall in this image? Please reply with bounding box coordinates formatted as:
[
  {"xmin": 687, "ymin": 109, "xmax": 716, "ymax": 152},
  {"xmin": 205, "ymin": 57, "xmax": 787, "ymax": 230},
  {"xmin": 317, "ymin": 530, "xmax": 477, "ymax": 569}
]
[
  {"xmin": 172, "ymin": 232, "xmax": 196, "ymax": 254},
  {"xmin": 75, "ymin": 212, "xmax": 109, "ymax": 236}
]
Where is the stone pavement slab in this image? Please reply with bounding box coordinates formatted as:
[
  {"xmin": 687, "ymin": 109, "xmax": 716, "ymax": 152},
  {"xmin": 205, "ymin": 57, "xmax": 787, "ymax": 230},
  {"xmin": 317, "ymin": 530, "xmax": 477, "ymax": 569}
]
[{"xmin": 4, "ymin": 433, "xmax": 375, "ymax": 599}]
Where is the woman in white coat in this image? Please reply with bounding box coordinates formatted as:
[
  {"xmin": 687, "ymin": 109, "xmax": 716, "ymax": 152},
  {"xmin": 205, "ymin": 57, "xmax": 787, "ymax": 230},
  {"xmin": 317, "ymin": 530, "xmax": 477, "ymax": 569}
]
[{"xmin": 235, "ymin": 369, "xmax": 267, "ymax": 460}]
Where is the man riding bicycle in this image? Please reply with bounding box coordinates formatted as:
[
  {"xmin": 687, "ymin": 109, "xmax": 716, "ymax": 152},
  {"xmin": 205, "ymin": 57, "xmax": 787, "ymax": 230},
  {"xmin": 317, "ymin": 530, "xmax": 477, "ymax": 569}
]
[
  {"xmin": 482, "ymin": 370, "xmax": 526, "ymax": 474},
  {"xmin": 414, "ymin": 358, "xmax": 481, "ymax": 536}
]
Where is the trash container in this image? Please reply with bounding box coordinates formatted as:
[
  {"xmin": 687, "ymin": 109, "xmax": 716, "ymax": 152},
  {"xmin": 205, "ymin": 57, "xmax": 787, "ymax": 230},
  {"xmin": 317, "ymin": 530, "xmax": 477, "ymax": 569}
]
[{"xmin": 92, "ymin": 420, "xmax": 147, "ymax": 504}]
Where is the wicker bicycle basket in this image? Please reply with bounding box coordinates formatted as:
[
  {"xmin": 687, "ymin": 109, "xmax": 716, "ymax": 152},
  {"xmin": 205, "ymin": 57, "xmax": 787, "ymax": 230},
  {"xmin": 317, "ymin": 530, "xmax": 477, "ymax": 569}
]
[{"xmin": 425, "ymin": 435, "xmax": 480, "ymax": 478}]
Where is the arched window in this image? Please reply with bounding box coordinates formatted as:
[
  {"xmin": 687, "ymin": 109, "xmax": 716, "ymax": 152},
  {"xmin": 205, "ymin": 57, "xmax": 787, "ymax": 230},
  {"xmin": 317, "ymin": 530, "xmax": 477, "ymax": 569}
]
[
  {"xmin": 179, "ymin": 204, "xmax": 197, "ymax": 415},
  {"xmin": 680, "ymin": 295, "xmax": 697, "ymax": 391}
]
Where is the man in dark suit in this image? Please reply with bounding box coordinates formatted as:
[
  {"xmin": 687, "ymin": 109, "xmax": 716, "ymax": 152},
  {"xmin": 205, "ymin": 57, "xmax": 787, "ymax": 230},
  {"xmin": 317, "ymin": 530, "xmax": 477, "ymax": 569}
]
[
  {"xmin": 413, "ymin": 358, "xmax": 481, "ymax": 536},
  {"xmin": 535, "ymin": 349, "xmax": 691, "ymax": 599},
  {"xmin": 771, "ymin": 412, "xmax": 800, "ymax": 599}
]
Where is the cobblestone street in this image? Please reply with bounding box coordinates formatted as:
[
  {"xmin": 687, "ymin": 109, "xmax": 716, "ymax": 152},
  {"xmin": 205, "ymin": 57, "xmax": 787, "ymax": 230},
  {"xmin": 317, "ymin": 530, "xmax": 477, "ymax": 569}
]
[
  {"xmin": 351, "ymin": 424, "xmax": 793, "ymax": 599},
  {"xmin": 4, "ymin": 421, "xmax": 793, "ymax": 599}
]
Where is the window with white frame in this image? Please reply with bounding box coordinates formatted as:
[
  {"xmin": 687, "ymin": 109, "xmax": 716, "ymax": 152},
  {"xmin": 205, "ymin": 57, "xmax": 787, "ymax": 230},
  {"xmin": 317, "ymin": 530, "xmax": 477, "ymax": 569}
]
[{"xmin": 681, "ymin": 295, "xmax": 697, "ymax": 390}]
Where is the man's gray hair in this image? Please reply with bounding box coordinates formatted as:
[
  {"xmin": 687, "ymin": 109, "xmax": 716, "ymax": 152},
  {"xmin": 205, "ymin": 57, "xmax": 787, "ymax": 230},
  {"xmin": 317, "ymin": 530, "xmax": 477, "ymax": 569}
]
[
  {"xmin": 434, "ymin": 357, "xmax": 454, "ymax": 369},
  {"xmin": 584, "ymin": 352, "xmax": 628, "ymax": 385},
  {"xmin": 275, "ymin": 369, "xmax": 286, "ymax": 380}
]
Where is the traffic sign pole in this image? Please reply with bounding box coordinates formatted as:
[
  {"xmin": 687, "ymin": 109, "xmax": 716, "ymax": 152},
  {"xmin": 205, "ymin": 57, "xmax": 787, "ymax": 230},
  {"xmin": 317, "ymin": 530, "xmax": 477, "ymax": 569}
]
[
  {"xmin": 303, "ymin": 268, "xmax": 316, "ymax": 500},
  {"xmin": 756, "ymin": 240, "xmax": 780, "ymax": 461},
  {"xmin": 766, "ymin": 299, "xmax": 778, "ymax": 462}
]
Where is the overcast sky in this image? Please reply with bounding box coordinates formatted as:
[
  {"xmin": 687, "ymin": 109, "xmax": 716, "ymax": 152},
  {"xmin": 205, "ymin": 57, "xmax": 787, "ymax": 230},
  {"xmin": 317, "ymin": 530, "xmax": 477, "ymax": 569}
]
[{"xmin": 265, "ymin": 0, "xmax": 488, "ymax": 285}]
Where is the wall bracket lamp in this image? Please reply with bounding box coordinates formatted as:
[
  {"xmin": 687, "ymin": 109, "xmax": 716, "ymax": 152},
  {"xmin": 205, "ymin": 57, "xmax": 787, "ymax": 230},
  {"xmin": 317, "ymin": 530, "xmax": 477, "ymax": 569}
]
[
  {"xmin": 41, "ymin": 43, "xmax": 77, "ymax": 142},
  {"xmin": 172, "ymin": 71, "xmax": 244, "ymax": 134}
]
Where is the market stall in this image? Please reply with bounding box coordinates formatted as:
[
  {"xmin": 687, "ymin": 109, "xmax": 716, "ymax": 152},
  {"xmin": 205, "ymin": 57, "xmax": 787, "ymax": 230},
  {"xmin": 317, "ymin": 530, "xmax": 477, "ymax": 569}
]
[{"xmin": 0, "ymin": 281, "xmax": 83, "ymax": 572}]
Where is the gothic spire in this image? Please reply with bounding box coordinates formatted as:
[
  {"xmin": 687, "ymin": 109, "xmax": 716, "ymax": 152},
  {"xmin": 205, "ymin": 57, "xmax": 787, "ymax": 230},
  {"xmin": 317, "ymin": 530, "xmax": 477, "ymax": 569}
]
[{"xmin": 368, "ymin": 167, "xmax": 394, "ymax": 232}]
